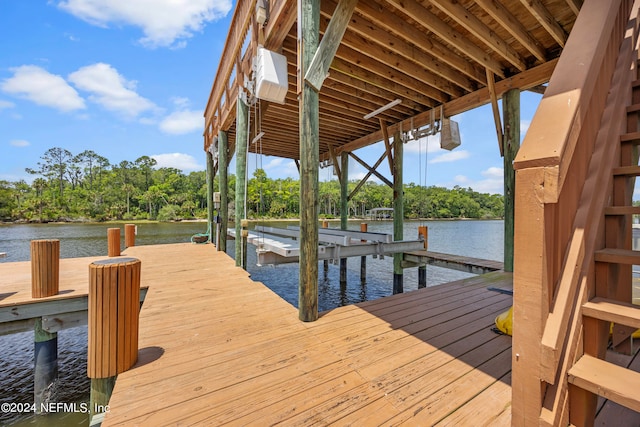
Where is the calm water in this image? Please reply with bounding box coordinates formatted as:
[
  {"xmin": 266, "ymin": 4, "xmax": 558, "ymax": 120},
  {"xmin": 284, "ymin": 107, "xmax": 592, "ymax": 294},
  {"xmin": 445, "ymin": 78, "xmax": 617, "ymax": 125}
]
[{"xmin": 0, "ymin": 219, "xmax": 503, "ymax": 426}]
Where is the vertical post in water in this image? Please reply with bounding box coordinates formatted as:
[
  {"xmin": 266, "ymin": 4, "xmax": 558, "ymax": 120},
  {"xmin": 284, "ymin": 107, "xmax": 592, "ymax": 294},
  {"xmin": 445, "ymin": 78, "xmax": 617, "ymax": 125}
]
[
  {"xmin": 124, "ymin": 224, "xmax": 136, "ymax": 248},
  {"xmin": 298, "ymin": 0, "xmax": 320, "ymax": 322},
  {"xmin": 31, "ymin": 239, "xmax": 60, "ymax": 413},
  {"xmin": 235, "ymin": 95, "xmax": 249, "ymax": 267},
  {"xmin": 339, "ymin": 151, "xmax": 349, "ymax": 283},
  {"xmin": 393, "ymin": 130, "xmax": 404, "ymax": 294},
  {"xmin": 241, "ymin": 219, "xmax": 249, "ymax": 270},
  {"xmin": 219, "ymin": 130, "xmax": 229, "ymax": 253},
  {"xmin": 206, "ymin": 148, "xmax": 215, "ymax": 244},
  {"xmin": 107, "ymin": 228, "xmax": 121, "ymax": 257},
  {"xmin": 360, "ymin": 223, "xmax": 367, "ymax": 283},
  {"xmin": 418, "ymin": 226, "xmax": 428, "ymax": 288},
  {"xmin": 322, "ymin": 220, "xmax": 329, "ymax": 276},
  {"xmin": 503, "ymin": 89, "xmax": 520, "ymax": 273}
]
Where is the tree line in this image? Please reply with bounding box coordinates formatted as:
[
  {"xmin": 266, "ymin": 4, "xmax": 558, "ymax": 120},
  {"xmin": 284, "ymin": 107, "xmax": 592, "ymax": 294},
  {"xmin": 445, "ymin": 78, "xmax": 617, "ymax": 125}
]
[{"xmin": 0, "ymin": 147, "xmax": 504, "ymax": 222}]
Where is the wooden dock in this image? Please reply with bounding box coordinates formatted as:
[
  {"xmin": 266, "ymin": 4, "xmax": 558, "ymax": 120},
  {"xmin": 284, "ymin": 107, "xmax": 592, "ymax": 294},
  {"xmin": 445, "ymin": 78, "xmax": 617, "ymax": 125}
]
[
  {"xmin": 404, "ymin": 250, "xmax": 504, "ymax": 275},
  {"xmin": 100, "ymin": 243, "xmax": 514, "ymax": 426}
]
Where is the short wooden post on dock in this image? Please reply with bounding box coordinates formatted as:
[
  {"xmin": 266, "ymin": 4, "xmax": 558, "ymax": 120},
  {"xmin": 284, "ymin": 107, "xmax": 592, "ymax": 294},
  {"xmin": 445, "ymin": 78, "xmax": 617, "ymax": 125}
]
[
  {"xmin": 241, "ymin": 219, "xmax": 249, "ymax": 270},
  {"xmin": 107, "ymin": 228, "xmax": 121, "ymax": 257},
  {"xmin": 360, "ymin": 223, "xmax": 367, "ymax": 283},
  {"xmin": 124, "ymin": 224, "xmax": 136, "ymax": 248},
  {"xmin": 418, "ymin": 226, "xmax": 428, "ymax": 288},
  {"xmin": 88, "ymin": 257, "xmax": 141, "ymax": 418},
  {"xmin": 30, "ymin": 239, "xmax": 60, "ymax": 413}
]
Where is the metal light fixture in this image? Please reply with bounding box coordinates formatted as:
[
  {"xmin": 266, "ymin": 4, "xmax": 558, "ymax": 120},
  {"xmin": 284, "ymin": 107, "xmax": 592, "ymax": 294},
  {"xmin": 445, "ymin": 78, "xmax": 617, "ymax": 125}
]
[{"xmin": 363, "ymin": 99, "xmax": 402, "ymax": 120}]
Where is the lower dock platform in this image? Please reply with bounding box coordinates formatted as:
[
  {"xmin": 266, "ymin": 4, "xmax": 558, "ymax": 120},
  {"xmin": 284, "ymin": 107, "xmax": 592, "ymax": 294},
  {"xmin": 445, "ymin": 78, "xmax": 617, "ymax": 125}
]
[{"xmin": 102, "ymin": 243, "xmax": 514, "ymax": 426}]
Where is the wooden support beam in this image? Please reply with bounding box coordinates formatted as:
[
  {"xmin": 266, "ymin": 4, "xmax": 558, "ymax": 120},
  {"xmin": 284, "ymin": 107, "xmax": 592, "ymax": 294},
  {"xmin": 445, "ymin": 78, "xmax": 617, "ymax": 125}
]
[
  {"xmin": 327, "ymin": 143, "xmax": 341, "ymax": 183},
  {"xmin": 235, "ymin": 96, "xmax": 249, "ymax": 267},
  {"xmin": 503, "ymin": 88, "xmax": 520, "ymax": 273},
  {"xmin": 393, "ymin": 130, "xmax": 404, "ymax": 294},
  {"xmin": 218, "ymin": 131, "xmax": 229, "ymax": 253},
  {"xmin": 486, "ymin": 69, "xmax": 504, "ymax": 157},
  {"xmin": 305, "ymin": 0, "xmax": 358, "ymax": 92},
  {"xmin": 518, "ymin": 0, "xmax": 568, "ymax": 47},
  {"xmin": 380, "ymin": 118, "xmax": 394, "ymax": 176},
  {"xmin": 348, "ymin": 151, "xmax": 388, "ymax": 200},
  {"xmin": 349, "ymin": 152, "xmax": 393, "ymax": 189},
  {"xmin": 298, "ymin": 0, "xmax": 320, "ymax": 322}
]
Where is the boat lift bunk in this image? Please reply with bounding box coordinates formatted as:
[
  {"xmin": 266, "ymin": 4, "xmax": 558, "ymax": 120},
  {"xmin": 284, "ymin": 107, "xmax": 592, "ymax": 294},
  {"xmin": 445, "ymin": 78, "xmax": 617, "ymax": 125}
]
[{"xmin": 227, "ymin": 226, "xmax": 426, "ymax": 266}]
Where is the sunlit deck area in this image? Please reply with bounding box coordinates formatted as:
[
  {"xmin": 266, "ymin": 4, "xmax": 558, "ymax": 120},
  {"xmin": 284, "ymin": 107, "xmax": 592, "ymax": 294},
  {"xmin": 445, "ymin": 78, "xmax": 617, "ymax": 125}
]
[{"xmin": 92, "ymin": 243, "xmax": 513, "ymax": 425}]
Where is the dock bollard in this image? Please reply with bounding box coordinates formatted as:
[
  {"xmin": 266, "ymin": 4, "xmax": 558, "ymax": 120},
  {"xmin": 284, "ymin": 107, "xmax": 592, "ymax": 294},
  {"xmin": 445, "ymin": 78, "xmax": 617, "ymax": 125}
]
[
  {"xmin": 418, "ymin": 226, "xmax": 428, "ymax": 289},
  {"xmin": 88, "ymin": 257, "xmax": 141, "ymax": 417},
  {"xmin": 124, "ymin": 224, "xmax": 136, "ymax": 248},
  {"xmin": 30, "ymin": 239, "xmax": 60, "ymax": 413},
  {"xmin": 107, "ymin": 228, "xmax": 121, "ymax": 257}
]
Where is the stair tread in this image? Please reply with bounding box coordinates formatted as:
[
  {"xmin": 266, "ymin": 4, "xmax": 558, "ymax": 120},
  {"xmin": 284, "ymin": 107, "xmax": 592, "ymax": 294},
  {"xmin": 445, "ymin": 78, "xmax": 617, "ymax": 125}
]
[
  {"xmin": 583, "ymin": 297, "xmax": 640, "ymax": 329},
  {"xmin": 568, "ymin": 355, "xmax": 640, "ymax": 412},
  {"xmin": 620, "ymin": 131, "xmax": 640, "ymax": 144},
  {"xmin": 613, "ymin": 165, "xmax": 640, "ymax": 176},
  {"xmin": 604, "ymin": 206, "xmax": 640, "ymax": 215},
  {"xmin": 628, "ymin": 103, "xmax": 640, "ymax": 113},
  {"xmin": 595, "ymin": 248, "xmax": 640, "ymax": 264}
]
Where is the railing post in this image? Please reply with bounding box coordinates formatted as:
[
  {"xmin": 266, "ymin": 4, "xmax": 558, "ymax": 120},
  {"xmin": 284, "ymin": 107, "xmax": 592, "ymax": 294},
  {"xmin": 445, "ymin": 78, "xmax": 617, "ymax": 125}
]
[
  {"xmin": 107, "ymin": 228, "xmax": 121, "ymax": 257},
  {"xmin": 30, "ymin": 239, "xmax": 60, "ymax": 414},
  {"xmin": 88, "ymin": 257, "xmax": 141, "ymax": 419}
]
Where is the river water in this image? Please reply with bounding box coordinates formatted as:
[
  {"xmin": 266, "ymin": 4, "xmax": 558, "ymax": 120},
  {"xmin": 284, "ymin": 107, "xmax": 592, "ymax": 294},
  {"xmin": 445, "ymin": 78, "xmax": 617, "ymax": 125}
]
[{"xmin": 0, "ymin": 219, "xmax": 503, "ymax": 426}]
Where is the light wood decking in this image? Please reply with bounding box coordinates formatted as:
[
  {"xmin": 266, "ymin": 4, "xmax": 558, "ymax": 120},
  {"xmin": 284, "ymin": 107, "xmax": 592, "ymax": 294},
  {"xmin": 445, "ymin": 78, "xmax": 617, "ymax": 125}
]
[{"xmin": 100, "ymin": 243, "xmax": 513, "ymax": 426}]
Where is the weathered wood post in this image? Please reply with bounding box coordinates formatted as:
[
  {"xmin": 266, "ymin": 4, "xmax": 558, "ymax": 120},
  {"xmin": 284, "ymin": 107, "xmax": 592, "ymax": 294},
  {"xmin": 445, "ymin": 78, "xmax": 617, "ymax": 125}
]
[
  {"xmin": 393, "ymin": 130, "xmax": 404, "ymax": 294},
  {"xmin": 88, "ymin": 257, "xmax": 141, "ymax": 419},
  {"xmin": 124, "ymin": 224, "xmax": 136, "ymax": 248},
  {"xmin": 298, "ymin": 0, "xmax": 320, "ymax": 322},
  {"xmin": 219, "ymin": 130, "xmax": 229, "ymax": 253},
  {"xmin": 418, "ymin": 226, "xmax": 428, "ymax": 288},
  {"xmin": 235, "ymin": 95, "xmax": 249, "ymax": 268},
  {"xmin": 107, "ymin": 228, "xmax": 121, "ymax": 257},
  {"xmin": 31, "ymin": 239, "xmax": 60, "ymax": 413},
  {"xmin": 241, "ymin": 219, "xmax": 249, "ymax": 270},
  {"xmin": 360, "ymin": 223, "xmax": 367, "ymax": 283},
  {"xmin": 206, "ymin": 147, "xmax": 215, "ymax": 244},
  {"xmin": 340, "ymin": 151, "xmax": 349, "ymax": 283},
  {"xmin": 503, "ymin": 89, "xmax": 520, "ymax": 273},
  {"xmin": 322, "ymin": 220, "xmax": 329, "ymax": 276}
]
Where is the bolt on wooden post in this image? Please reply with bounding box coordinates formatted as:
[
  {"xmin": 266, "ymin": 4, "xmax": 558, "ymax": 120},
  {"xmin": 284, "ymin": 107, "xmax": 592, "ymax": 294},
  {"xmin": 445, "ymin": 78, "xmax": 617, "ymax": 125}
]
[
  {"xmin": 87, "ymin": 257, "xmax": 141, "ymax": 418},
  {"xmin": 107, "ymin": 228, "xmax": 121, "ymax": 257},
  {"xmin": 30, "ymin": 239, "xmax": 60, "ymax": 413}
]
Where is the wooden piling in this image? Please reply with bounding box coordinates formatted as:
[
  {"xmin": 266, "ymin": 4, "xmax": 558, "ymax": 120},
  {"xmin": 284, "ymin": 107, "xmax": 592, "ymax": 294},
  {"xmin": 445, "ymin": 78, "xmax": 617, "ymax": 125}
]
[
  {"xmin": 107, "ymin": 228, "xmax": 121, "ymax": 257},
  {"xmin": 31, "ymin": 239, "xmax": 60, "ymax": 298},
  {"xmin": 392, "ymin": 130, "xmax": 404, "ymax": 294},
  {"xmin": 340, "ymin": 152, "xmax": 348, "ymax": 283},
  {"xmin": 503, "ymin": 88, "xmax": 520, "ymax": 273},
  {"xmin": 219, "ymin": 130, "xmax": 229, "ymax": 253},
  {"xmin": 30, "ymin": 239, "xmax": 60, "ymax": 412},
  {"xmin": 360, "ymin": 223, "xmax": 367, "ymax": 283},
  {"xmin": 87, "ymin": 257, "xmax": 141, "ymax": 418},
  {"xmin": 322, "ymin": 220, "xmax": 329, "ymax": 274},
  {"xmin": 418, "ymin": 226, "xmax": 428, "ymax": 288},
  {"xmin": 241, "ymin": 219, "xmax": 249, "ymax": 270},
  {"xmin": 298, "ymin": 0, "xmax": 320, "ymax": 322},
  {"xmin": 235, "ymin": 96, "xmax": 249, "ymax": 267},
  {"xmin": 206, "ymin": 149, "xmax": 215, "ymax": 244},
  {"xmin": 124, "ymin": 224, "xmax": 136, "ymax": 248}
]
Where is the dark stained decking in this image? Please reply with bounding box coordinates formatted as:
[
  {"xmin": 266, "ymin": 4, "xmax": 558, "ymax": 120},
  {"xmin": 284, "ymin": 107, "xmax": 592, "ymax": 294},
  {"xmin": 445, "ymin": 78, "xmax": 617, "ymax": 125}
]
[{"xmin": 100, "ymin": 243, "xmax": 514, "ymax": 426}]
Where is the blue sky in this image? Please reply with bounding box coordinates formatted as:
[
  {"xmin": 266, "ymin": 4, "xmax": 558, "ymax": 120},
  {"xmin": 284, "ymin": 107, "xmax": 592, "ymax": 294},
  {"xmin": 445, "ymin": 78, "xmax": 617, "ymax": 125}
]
[{"xmin": 0, "ymin": 1, "xmax": 542, "ymax": 195}]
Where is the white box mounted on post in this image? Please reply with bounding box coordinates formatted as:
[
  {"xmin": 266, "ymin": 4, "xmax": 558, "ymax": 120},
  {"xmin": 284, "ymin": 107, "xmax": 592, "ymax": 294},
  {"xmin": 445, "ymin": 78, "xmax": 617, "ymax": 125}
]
[
  {"xmin": 440, "ymin": 118, "xmax": 461, "ymax": 151},
  {"xmin": 256, "ymin": 47, "xmax": 288, "ymax": 104}
]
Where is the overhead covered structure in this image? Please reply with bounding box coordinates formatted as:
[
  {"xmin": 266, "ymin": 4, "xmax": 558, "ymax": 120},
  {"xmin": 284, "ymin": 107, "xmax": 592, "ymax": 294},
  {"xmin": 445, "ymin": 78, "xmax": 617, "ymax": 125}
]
[{"xmin": 203, "ymin": 0, "xmax": 579, "ymax": 161}]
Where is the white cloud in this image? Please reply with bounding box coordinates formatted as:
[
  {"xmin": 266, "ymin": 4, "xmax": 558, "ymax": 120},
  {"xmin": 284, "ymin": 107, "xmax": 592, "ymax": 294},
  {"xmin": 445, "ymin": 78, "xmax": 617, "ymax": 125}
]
[
  {"xmin": 520, "ymin": 119, "xmax": 531, "ymax": 139},
  {"xmin": 453, "ymin": 166, "xmax": 504, "ymax": 194},
  {"xmin": 159, "ymin": 110, "xmax": 202, "ymax": 134},
  {"xmin": 10, "ymin": 139, "xmax": 30, "ymax": 147},
  {"xmin": 57, "ymin": 0, "xmax": 232, "ymax": 48},
  {"xmin": 0, "ymin": 100, "xmax": 15, "ymax": 109},
  {"xmin": 1, "ymin": 65, "xmax": 86, "ymax": 112},
  {"xmin": 68, "ymin": 63, "xmax": 156, "ymax": 118},
  {"xmin": 430, "ymin": 150, "xmax": 470, "ymax": 164},
  {"xmin": 404, "ymin": 135, "xmax": 442, "ymax": 154},
  {"xmin": 151, "ymin": 153, "xmax": 202, "ymax": 171}
]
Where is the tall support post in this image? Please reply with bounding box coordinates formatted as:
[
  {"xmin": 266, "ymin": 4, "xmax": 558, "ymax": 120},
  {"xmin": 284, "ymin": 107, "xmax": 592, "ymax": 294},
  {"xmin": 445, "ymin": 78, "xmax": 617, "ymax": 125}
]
[
  {"xmin": 339, "ymin": 151, "xmax": 349, "ymax": 283},
  {"xmin": 322, "ymin": 220, "xmax": 329, "ymax": 276},
  {"xmin": 360, "ymin": 223, "xmax": 367, "ymax": 283},
  {"xmin": 298, "ymin": 0, "xmax": 320, "ymax": 322},
  {"xmin": 418, "ymin": 226, "xmax": 428, "ymax": 288},
  {"xmin": 235, "ymin": 96, "xmax": 249, "ymax": 268},
  {"xmin": 503, "ymin": 89, "xmax": 520, "ymax": 273},
  {"xmin": 392, "ymin": 130, "xmax": 404, "ymax": 294},
  {"xmin": 218, "ymin": 131, "xmax": 229, "ymax": 253},
  {"xmin": 206, "ymin": 149, "xmax": 215, "ymax": 244}
]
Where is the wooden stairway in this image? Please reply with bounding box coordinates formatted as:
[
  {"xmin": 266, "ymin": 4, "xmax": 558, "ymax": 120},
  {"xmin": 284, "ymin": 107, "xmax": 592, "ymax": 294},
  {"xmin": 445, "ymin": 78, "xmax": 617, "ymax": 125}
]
[{"xmin": 566, "ymin": 70, "xmax": 640, "ymax": 425}]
